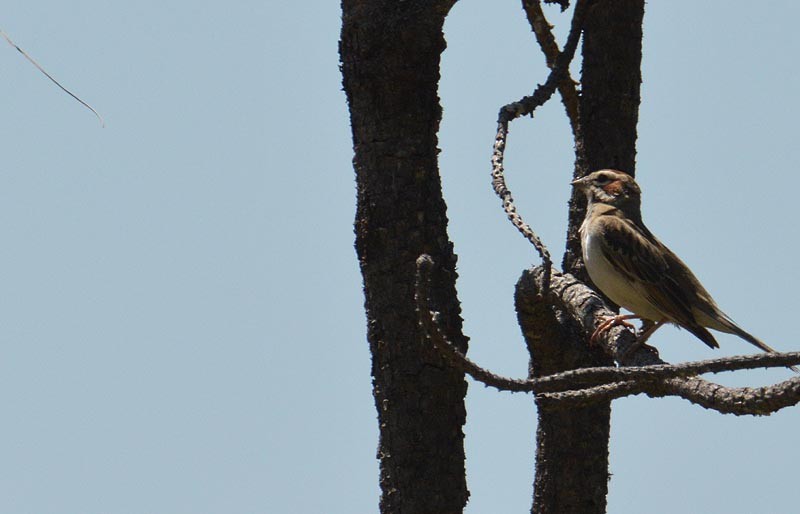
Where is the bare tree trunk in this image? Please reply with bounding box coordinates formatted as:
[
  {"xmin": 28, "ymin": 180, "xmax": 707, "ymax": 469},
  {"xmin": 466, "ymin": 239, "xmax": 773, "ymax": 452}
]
[
  {"xmin": 565, "ymin": 0, "xmax": 645, "ymax": 273},
  {"xmin": 517, "ymin": 1, "xmax": 645, "ymax": 513},
  {"xmin": 342, "ymin": 0, "xmax": 646, "ymax": 511},
  {"xmin": 516, "ymin": 277, "xmax": 614, "ymax": 514},
  {"xmin": 340, "ymin": 1, "xmax": 469, "ymax": 513}
]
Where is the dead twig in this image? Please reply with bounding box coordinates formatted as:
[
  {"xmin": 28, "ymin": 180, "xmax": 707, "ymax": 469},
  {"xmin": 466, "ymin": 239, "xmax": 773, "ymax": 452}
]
[
  {"xmin": 2, "ymin": 30, "xmax": 104, "ymax": 127},
  {"xmin": 491, "ymin": 0, "xmax": 592, "ymax": 295}
]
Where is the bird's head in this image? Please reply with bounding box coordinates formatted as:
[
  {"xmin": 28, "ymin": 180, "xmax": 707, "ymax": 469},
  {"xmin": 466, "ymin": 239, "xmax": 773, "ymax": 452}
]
[{"xmin": 571, "ymin": 169, "xmax": 641, "ymax": 211}]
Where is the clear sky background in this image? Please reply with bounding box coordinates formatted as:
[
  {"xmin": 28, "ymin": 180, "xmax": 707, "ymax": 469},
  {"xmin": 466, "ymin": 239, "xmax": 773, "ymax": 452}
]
[{"xmin": 1, "ymin": 1, "xmax": 798, "ymax": 513}]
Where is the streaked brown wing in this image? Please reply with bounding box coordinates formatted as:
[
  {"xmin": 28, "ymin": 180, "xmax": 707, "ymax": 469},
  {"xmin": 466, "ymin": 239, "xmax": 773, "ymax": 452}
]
[{"xmin": 597, "ymin": 215, "xmax": 698, "ymax": 327}]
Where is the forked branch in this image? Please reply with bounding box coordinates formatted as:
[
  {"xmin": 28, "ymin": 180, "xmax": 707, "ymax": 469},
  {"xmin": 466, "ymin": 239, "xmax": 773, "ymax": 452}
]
[
  {"xmin": 491, "ymin": 0, "xmax": 592, "ymax": 295},
  {"xmin": 521, "ymin": 0, "xmax": 580, "ymax": 135}
]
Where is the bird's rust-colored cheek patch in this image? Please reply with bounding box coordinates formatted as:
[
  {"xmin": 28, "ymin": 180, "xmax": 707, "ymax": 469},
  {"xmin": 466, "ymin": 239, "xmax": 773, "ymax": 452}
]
[{"xmin": 602, "ymin": 180, "xmax": 625, "ymax": 196}]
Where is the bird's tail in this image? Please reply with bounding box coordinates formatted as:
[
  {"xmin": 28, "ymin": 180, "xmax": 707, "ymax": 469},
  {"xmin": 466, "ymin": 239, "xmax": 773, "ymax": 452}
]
[
  {"xmin": 727, "ymin": 323, "xmax": 777, "ymax": 353},
  {"xmin": 684, "ymin": 324, "xmax": 719, "ymax": 349},
  {"xmin": 718, "ymin": 318, "xmax": 798, "ymax": 373}
]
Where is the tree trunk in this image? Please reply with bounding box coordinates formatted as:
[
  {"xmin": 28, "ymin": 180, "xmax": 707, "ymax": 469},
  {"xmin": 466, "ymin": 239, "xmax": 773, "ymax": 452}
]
[
  {"xmin": 565, "ymin": 0, "xmax": 645, "ymax": 274},
  {"xmin": 342, "ymin": 0, "xmax": 646, "ymax": 511},
  {"xmin": 517, "ymin": 1, "xmax": 645, "ymax": 513},
  {"xmin": 516, "ymin": 276, "xmax": 614, "ymax": 514},
  {"xmin": 340, "ymin": 1, "xmax": 469, "ymax": 513}
]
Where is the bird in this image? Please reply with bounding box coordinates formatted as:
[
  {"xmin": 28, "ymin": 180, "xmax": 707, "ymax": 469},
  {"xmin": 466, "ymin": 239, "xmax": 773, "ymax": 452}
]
[{"xmin": 571, "ymin": 169, "xmax": 787, "ymax": 362}]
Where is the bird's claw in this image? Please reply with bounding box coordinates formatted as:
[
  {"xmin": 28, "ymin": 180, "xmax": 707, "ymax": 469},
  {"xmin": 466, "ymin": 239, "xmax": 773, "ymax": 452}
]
[{"xmin": 589, "ymin": 314, "xmax": 640, "ymax": 345}]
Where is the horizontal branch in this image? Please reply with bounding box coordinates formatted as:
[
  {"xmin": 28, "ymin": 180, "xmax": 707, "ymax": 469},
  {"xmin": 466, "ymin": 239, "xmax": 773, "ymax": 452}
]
[
  {"xmin": 537, "ymin": 375, "xmax": 800, "ymax": 416},
  {"xmin": 519, "ymin": 266, "xmax": 800, "ymax": 415},
  {"xmin": 416, "ymin": 255, "xmax": 800, "ymax": 415}
]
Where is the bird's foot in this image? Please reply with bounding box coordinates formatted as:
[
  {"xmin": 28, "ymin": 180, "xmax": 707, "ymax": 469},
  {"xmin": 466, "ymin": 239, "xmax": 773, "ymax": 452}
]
[
  {"xmin": 619, "ymin": 319, "xmax": 665, "ymax": 361},
  {"xmin": 590, "ymin": 314, "xmax": 641, "ymax": 344}
]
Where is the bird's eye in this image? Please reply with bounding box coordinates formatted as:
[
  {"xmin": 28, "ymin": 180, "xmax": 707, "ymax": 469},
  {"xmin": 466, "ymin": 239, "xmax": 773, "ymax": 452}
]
[{"xmin": 595, "ymin": 174, "xmax": 611, "ymax": 184}]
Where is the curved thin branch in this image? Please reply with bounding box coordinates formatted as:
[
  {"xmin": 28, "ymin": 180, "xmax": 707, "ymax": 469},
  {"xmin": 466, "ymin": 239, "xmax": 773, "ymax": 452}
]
[
  {"xmin": 416, "ymin": 255, "xmax": 534, "ymax": 392},
  {"xmin": 491, "ymin": 0, "xmax": 592, "ymax": 296},
  {"xmin": 537, "ymin": 375, "xmax": 800, "ymax": 416},
  {"xmin": 521, "ymin": 0, "xmax": 580, "ymax": 135},
  {"xmin": 532, "ymin": 352, "xmax": 800, "ymax": 393},
  {"xmin": 1, "ymin": 30, "xmax": 105, "ymax": 127},
  {"xmin": 658, "ymin": 376, "xmax": 800, "ymax": 415}
]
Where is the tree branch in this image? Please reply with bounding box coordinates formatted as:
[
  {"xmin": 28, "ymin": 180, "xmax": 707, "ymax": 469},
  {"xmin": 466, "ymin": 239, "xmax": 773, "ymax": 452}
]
[
  {"xmin": 521, "ymin": 0, "xmax": 580, "ymax": 135},
  {"xmin": 416, "ymin": 255, "xmax": 800, "ymax": 416},
  {"xmin": 537, "ymin": 375, "xmax": 800, "ymax": 416},
  {"xmin": 520, "ymin": 266, "xmax": 800, "ymax": 415},
  {"xmin": 416, "ymin": 255, "xmax": 534, "ymax": 392},
  {"xmin": 1, "ymin": 30, "xmax": 105, "ymax": 127},
  {"xmin": 491, "ymin": 0, "xmax": 592, "ymax": 296}
]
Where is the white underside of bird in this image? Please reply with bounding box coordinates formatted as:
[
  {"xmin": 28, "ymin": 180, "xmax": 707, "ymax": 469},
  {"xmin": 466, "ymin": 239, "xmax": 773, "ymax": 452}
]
[{"xmin": 582, "ymin": 229, "xmax": 664, "ymax": 322}]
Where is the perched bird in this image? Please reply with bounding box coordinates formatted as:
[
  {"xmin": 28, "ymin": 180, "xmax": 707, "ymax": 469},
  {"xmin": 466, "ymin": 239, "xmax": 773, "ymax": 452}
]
[{"xmin": 571, "ymin": 169, "xmax": 783, "ymax": 358}]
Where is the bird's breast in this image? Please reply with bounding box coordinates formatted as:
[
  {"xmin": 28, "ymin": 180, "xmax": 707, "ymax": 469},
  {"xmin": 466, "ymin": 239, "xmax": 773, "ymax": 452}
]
[{"xmin": 581, "ymin": 228, "xmax": 664, "ymax": 321}]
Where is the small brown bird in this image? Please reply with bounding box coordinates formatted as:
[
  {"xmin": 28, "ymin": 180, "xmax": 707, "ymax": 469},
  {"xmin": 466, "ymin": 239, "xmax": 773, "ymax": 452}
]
[{"xmin": 572, "ymin": 169, "xmax": 783, "ymax": 358}]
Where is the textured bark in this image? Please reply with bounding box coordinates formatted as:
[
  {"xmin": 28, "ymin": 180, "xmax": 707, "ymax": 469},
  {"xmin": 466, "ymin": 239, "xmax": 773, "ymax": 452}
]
[
  {"xmin": 517, "ymin": 1, "xmax": 646, "ymax": 513},
  {"xmin": 564, "ymin": 0, "xmax": 646, "ymax": 275},
  {"xmin": 342, "ymin": 0, "xmax": 646, "ymax": 511},
  {"xmin": 517, "ymin": 270, "xmax": 614, "ymax": 514},
  {"xmin": 517, "ymin": 268, "xmax": 800, "ymax": 415},
  {"xmin": 340, "ymin": 1, "xmax": 469, "ymax": 513}
]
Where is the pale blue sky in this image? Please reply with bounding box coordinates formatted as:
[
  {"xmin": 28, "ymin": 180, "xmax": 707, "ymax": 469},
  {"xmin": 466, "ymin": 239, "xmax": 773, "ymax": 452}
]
[{"xmin": 1, "ymin": 2, "xmax": 798, "ymax": 513}]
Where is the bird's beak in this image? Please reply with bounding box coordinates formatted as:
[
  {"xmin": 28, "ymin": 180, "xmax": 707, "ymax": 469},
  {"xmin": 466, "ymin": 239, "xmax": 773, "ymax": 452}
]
[{"xmin": 571, "ymin": 177, "xmax": 588, "ymax": 188}]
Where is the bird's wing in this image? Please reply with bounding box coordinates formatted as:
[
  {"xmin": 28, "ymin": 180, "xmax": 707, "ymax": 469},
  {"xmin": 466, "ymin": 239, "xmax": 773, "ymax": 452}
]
[
  {"xmin": 597, "ymin": 214, "xmax": 719, "ymax": 347},
  {"xmin": 598, "ymin": 214, "xmax": 669, "ymax": 284}
]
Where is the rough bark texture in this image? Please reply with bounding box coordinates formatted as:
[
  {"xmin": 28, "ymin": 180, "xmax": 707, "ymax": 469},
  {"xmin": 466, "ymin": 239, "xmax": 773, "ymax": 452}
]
[
  {"xmin": 516, "ymin": 1, "xmax": 646, "ymax": 513},
  {"xmin": 516, "ymin": 273, "xmax": 613, "ymax": 514},
  {"xmin": 340, "ymin": 1, "xmax": 469, "ymax": 513}
]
